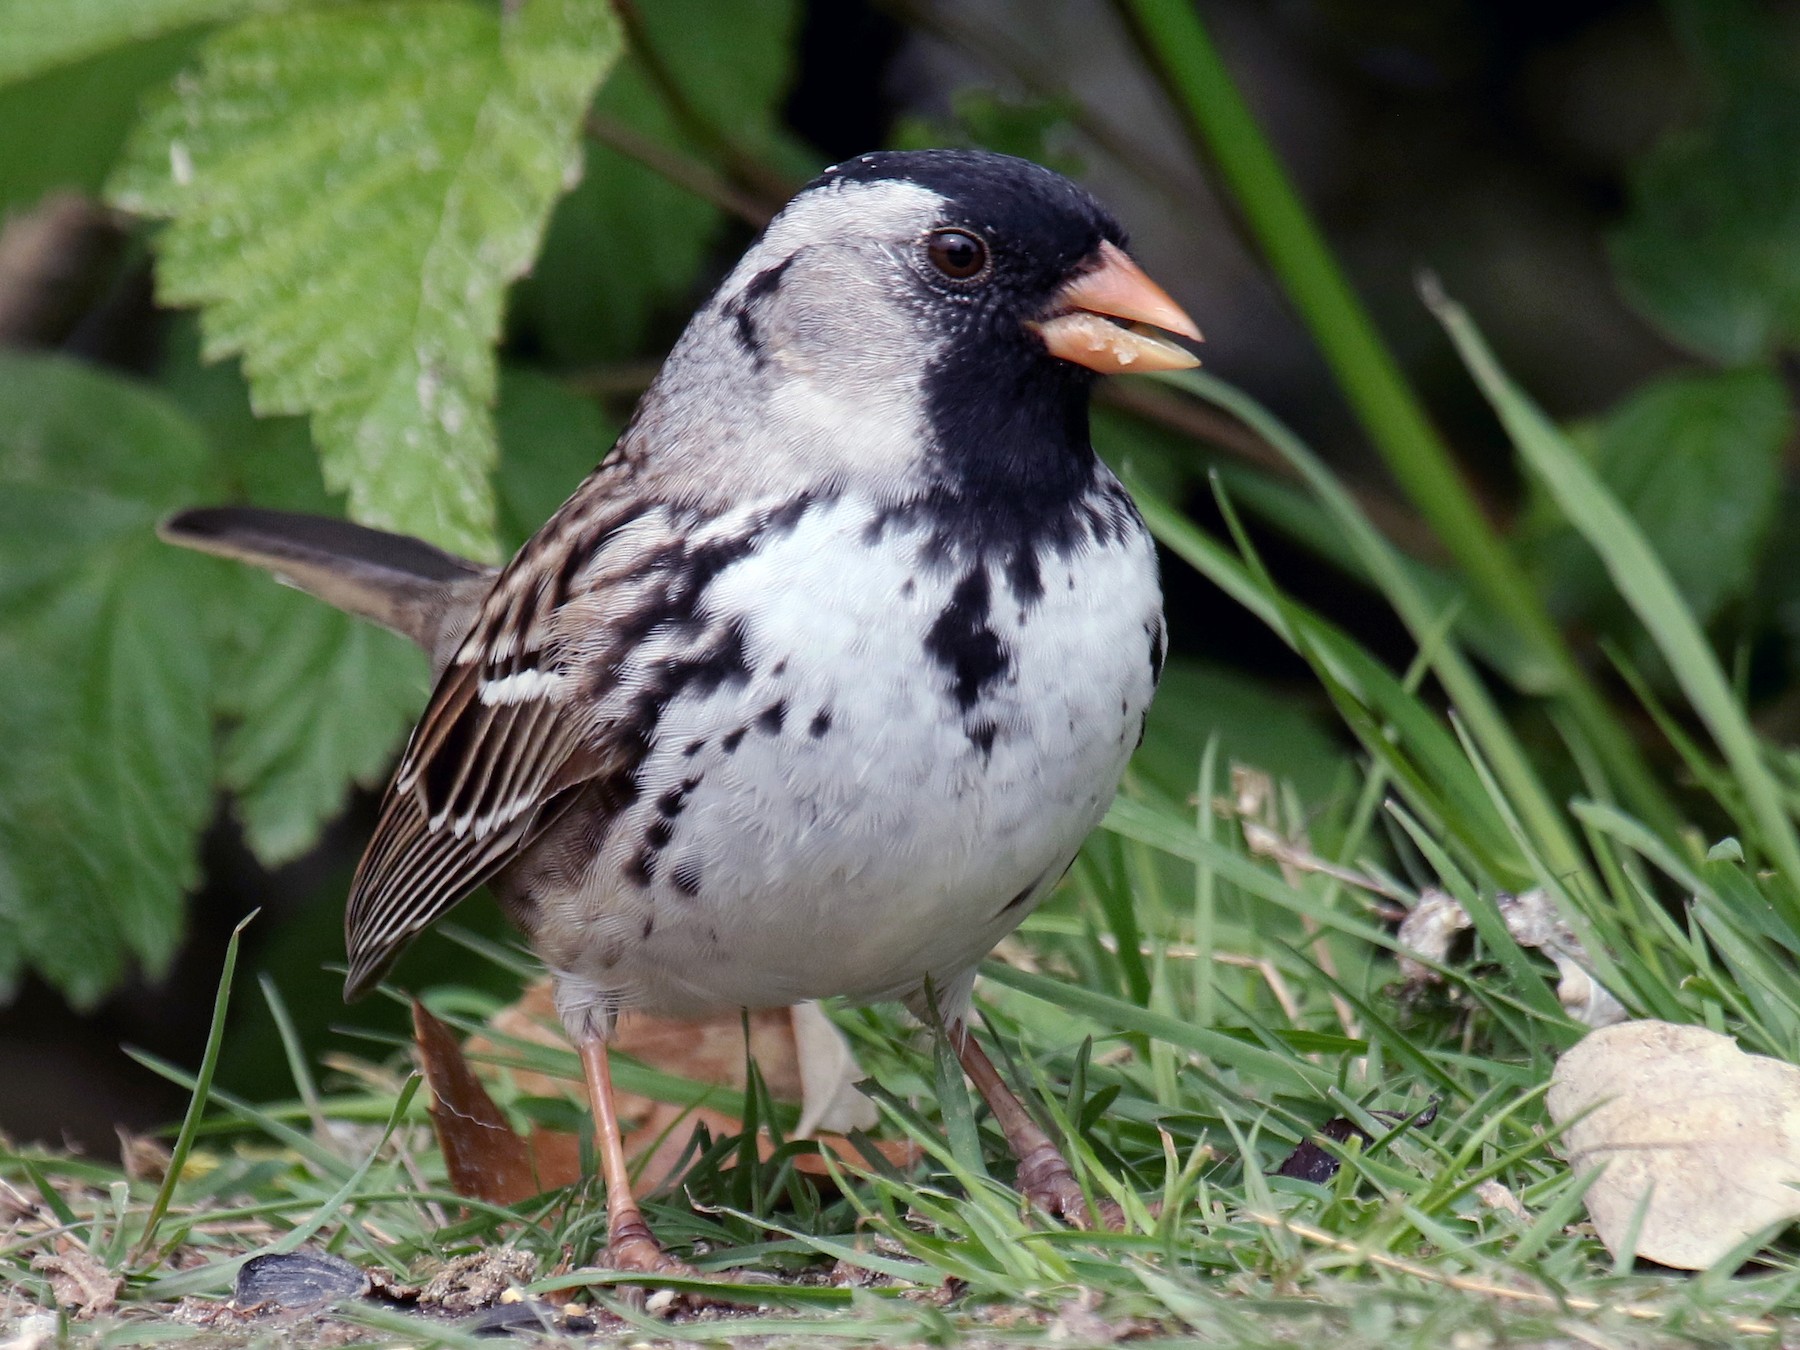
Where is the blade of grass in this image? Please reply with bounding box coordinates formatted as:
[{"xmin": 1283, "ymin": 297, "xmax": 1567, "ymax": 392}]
[
  {"xmin": 1428, "ymin": 283, "xmax": 1800, "ymax": 913},
  {"xmin": 1175, "ymin": 370, "xmax": 1582, "ymax": 882},
  {"xmin": 138, "ymin": 1075, "xmax": 422, "ymax": 1301},
  {"xmin": 130, "ymin": 909, "xmax": 256, "ymax": 1264},
  {"xmin": 980, "ymin": 960, "xmax": 1330, "ymax": 1098},
  {"xmin": 259, "ymin": 974, "xmax": 325, "ymax": 1139},
  {"xmin": 1112, "ymin": 0, "xmax": 1676, "ymax": 841}
]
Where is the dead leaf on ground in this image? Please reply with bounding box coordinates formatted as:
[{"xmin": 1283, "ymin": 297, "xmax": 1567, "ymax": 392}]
[
  {"xmin": 1396, "ymin": 888, "xmax": 1627, "ymax": 1028},
  {"xmin": 117, "ymin": 1128, "xmax": 171, "ymax": 1184},
  {"xmin": 419, "ymin": 1248, "xmax": 536, "ymax": 1314},
  {"xmin": 31, "ymin": 1245, "xmax": 122, "ymax": 1319},
  {"xmin": 413, "ymin": 1000, "xmax": 538, "ymax": 1205},
  {"xmin": 1548, "ymin": 1019, "xmax": 1800, "ymax": 1268},
  {"xmin": 423, "ymin": 981, "xmax": 917, "ymax": 1204}
]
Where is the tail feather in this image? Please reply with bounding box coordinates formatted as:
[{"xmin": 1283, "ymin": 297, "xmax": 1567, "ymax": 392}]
[{"xmin": 160, "ymin": 506, "xmax": 494, "ymax": 665}]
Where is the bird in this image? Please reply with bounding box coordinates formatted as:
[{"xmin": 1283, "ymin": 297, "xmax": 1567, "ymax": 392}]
[{"xmin": 162, "ymin": 148, "xmax": 1200, "ymax": 1275}]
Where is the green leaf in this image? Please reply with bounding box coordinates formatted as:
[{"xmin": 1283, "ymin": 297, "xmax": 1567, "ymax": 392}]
[
  {"xmin": 517, "ymin": 0, "xmax": 802, "ymax": 366},
  {"xmin": 494, "ymin": 367, "xmax": 618, "ymax": 551},
  {"xmin": 0, "ymin": 0, "xmax": 264, "ymax": 87},
  {"xmin": 1610, "ymin": 0, "xmax": 1800, "ymax": 364},
  {"xmin": 1431, "ymin": 286, "xmax": 1800, "ymax": 914},
  {"xmin": 108, "ymin": 0, "xmax": 624, "ymax": 559},
  {"xmin": 0, "ymin": 31, "xmax": 199, "ymax": 216},
  {"xmin": 157, "ymin": 320, "xmax": 429, "ymax": 868},
  {"xmin": 0, "ymin": 353, "xmax": 219, "ymax": 1005},
  {"xmin": 217, "ymin": 602, "xmax": 426, "ymax": 865},
  {"xmin": 1529, "ymin": 367, "xmax": 1789, "ymax": 627},
  {"xmin": 1131, "ymin": 658, "xmax": 1345, "ymax": 807}
]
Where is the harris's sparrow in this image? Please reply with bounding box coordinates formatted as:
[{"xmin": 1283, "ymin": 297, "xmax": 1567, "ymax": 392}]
[{"xmin": 164, "ymin": 149, "xmax": 1201, "ymax": 1272}]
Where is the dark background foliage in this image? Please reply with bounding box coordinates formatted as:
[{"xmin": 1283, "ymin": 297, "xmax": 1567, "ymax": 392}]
[{"xmin": 1, "ymin": 0, "xmax": 1792, "ymax": 1154}]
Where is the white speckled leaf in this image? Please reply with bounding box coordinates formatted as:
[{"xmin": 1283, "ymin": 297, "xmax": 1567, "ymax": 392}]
[{"xmin": 108, "ymin": 0, "xmax": 622, "ymax": 559}]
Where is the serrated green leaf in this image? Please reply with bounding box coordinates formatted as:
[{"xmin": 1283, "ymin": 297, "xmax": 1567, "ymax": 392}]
[
  {"xmin": 1610, "ymin": 0, "xmax": 1800, "ymax": 364},
  {"xmin": 217, "ymin": 601, "xmax": 425, "ymax": 864},
  {"xmin": 109, "ymin": 0, "xmax": 623, "ymax": 559},
  {"xmin": 518, "ymin": 0, "xmax": 801, "ymax": 365},
  {"xmin": 0, "ymin": 0, "xmax": 268, "ymax": 87},
  {"xmin": 158, "ymin": 318, "xmax": 429, "ymax": 868},
  {"xmin": 494, "ymin": 366, "xmax": 617, "ymax": 549},
  {"xmin": 0, "ymin": 31, "xmax": 200, "ymax": 217},
  {"xmin": 0, "ymin": 353, "xmax": 219, "ymax": 1005}
]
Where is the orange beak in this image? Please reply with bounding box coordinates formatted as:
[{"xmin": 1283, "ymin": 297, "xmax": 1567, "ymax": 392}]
[{"xmin": 1030, "ymin": 240, "xmax": 1202, "ymax": 374}]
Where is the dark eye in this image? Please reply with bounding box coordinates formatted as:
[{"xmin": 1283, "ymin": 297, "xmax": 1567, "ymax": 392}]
[{"xmin": 926, "ymin": 229, "xmax": 989, "ymax": 280}]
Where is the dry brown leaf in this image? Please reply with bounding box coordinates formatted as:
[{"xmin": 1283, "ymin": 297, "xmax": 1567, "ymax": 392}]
[
  {"xmin": 32, "ymin": 1245, "xmax": 122, "ymax": 1319},
  {"xmin": 470, "ymin": 980, "xmax": 906, "ymax": 1191},
  {"xmin": 1547, "ymin": 1019, "xmax": 1800, "ymax": 1268},
  {"xmin": 426, "ymin": 982, "xmax": 915, "ymax": 1201},
  {"xmin": 413, "ymin": 1000, "xmax": 537, "ymax": 1205}
]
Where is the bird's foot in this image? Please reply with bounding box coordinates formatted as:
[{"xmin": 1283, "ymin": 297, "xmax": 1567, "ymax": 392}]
[
  {"xmin": 1016, "ymin": 1145, "xmax": 1124, "ymax": 1231},
  {"xmin": 597, "ymin": 1218, "xmax": 710, "ymax": 1318},
  {"xmin": 604, "ymin": 1216, "xmax": 698, "ymax": 1278}
]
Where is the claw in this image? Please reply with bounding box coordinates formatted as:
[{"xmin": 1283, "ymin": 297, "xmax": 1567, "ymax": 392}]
[{"xmin": 1017, "ymin": 1143, "xmax": 1123, "ymax": 1230}]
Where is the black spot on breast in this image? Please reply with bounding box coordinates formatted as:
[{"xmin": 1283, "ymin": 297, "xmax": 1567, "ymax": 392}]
[
  {"xmin": 757, "ymin": 700, "xmax": 787, "ymax": 734},
  {"xmin": 683, "ymin": 738, "xmax": 705, "ymax": 757},
  {"xmin": 730, "ymin": 306, "xmax": 760, "ymax": 360},
  {"xmin": 657, "ymin": 775, "xmax": 700, "ymax": 818},
  {"xmin": 625, "ymin": 848, "xmax": 656, "ymax": 886},
  {"xmin": 1004, "ymin": 544, "xmax": 1043, "ymax": 605},
  {"xmin": 742, "ymin": 255, "xmax": 794, "ymax": 306},
  {"xmin": 656, "ymin": 626, "xmax": 749, "ymax": 702},
  {"xmin": 808, "ymin": 709, "xmax": 832, "ymax": 738},
  {"xmin": 671, "ymin": 859, "xmax": 703, "ymax": 897},
  {"xmin": 771, "ymin": 658, "xmax": 787, "ymax": 677},
  {"xmin": 924, "ymin": 568, "xmax": 1011, "ymax": 711},
  {"xmin": 1148, "ymin": 618, "xmax": 1167, "ymax": 685},
  {"xmin": 645, "ymin": 818, "xmax": 673, "ymax": 851},
  {"xmin": 900, "ymin": 577, "xmax": 916, "ymax": 599},
  {"xmin": 641, "ymin": 915, "xmax": 655, "ymax": 939},
  {"xmin": 969, "ymin": 720, "xmax": 997, "ymax": 759},
  {"xmin": 722, "ymin": 727, "xmax": 746, "ymax": 752},
  {"xmin": 765, "ymin": 494, "xmax": 813, "ymax": 536}
]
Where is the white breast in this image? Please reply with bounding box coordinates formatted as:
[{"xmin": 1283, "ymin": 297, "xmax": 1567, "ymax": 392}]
[{"xmin": 542, "ymin": 485, "xmax": 1162, "ymax": 1021}]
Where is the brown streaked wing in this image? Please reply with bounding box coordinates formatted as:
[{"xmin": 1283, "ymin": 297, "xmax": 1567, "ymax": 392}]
[{"xmin": 342, "ymin": 566, "xmax": 599, "ymax": 997}]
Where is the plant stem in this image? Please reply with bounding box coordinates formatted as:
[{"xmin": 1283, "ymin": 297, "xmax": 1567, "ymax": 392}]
[{"xmin": 1113, "ymin": 0, "xmax": 1679, "ymax": 840}]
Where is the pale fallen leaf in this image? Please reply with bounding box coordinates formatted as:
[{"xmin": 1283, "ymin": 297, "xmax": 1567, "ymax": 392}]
[
  {"xmin": 1396, "ymin": 887, "xmax": 1627, "ymax": 1028},
  {"xmin": 1547, "ymin": 1019, "xmax": 1800, "ymax": 1268},
  {"xmin": 1474, "ymin": 1179, "xmax": 1528, "ymax": 1221},
  {"xmin": 791, "ymin": 999, "xmax": 879, "ymax": 1137}
]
